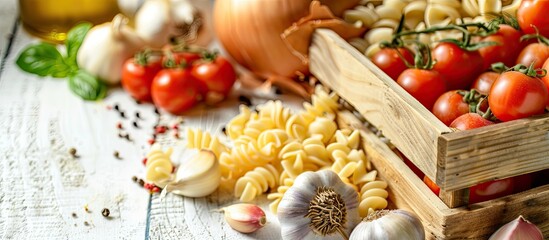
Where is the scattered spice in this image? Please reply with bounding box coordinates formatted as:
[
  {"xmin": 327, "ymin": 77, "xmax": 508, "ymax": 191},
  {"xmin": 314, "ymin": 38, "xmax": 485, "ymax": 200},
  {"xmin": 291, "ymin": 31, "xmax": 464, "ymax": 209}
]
[
  {"xmin": 148, "ymin": 139, "xmax": 155, "ymax": 145},
  {"xmin": 221, "ymin": 126, "xmax": 226, "ymax": 135},
  {"xmin": 113, "ymin": 151, "xmax": 122, "ymax": 160},
  {"xmin": 144, "ymin": 182, "xmax": 154, "ymax": 190},
  {"xmin": 132, "ymin": 121, "xmax": 140, "ymax": 128},
  {"xmin": 114, "ymin": 104, "xmax": 120, "ymax": 111},
  {"xmin": 151, "ymin": 186, "xmax": 161, "ymax": 193},
  {"xmin": 84, "ymin": 221, "xmax": 89, "ymax": 226},
  {"xmin": 120, "ymin": 111, "xmax": 126, "ymax": 118},
  {"xmin": 131, "ymin": 176, "xmax": 138, "ymax": 182},
  {"xmin": 238, "ymin": 95, "xmax": 252, "ymax": 106},
  {"xmin": 106, "ymin": 105, "xmax": 112, "ymax": 110},
  {"xmin": 154, "ymin": 108, "xmax": 160, "ymax": 115},
  {"xmin": 171, "ymin": 124, "xmax": 179, "ymax": 130},
  {"xmin": 137, "ymin": 179, "xmax": 145, "ymax": 186},
  {"xmin": 116, "ymin": 122, "xmax": 123, "ymax": 129},
  {"xmin": 142, "ymin": 158, "xmax": 148, "ymax": 165},
  {"xmin": 135, "ymin": 99, "xmax": 141, "ymax": 105},
  {"xmin": 118, "ymin": 133, "xmax": 124, "ymax": 138},
  {"xmin": 124, "ymin": 134, "xmax": 131, "ymax": 141},
  {"xmin": 273, "ymin": 86, "xmax": 283, "ymax": 95},
  {"xmin": 101, "ymin": 208, "xmax": 110, "ymax": 217},
  {"xmin": 135, "ymin": 112, "xmax": 142, "ymax": 119},
  {"xmin": 155, "ymin": 126, "xmax": 166, "ymax": 134},
  {"xmin": 72, "ymin": 212, "xmax": 77, "ymax": 218},
  {"xmin": 173, "ymin": 132, "xmax": 179, "ymax": 139},
  {"xmin": 172, "ymin": 166, "xmax": 176, "ymax": 173},
  {"xmin": 69, "ymin": 148, "xmax": 78, "ymax": 158},
  {"xmin": 84, "ymin": 204, "xmax": 89, "ymax": 213}
]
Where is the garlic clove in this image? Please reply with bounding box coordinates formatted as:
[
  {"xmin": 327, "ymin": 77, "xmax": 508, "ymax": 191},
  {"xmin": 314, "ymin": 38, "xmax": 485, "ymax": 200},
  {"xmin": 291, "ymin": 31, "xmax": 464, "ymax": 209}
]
[
  {"xmin": 176, "ymin": 150, "xmax": 216, "ymax": 181},
  {"xmin": 350, "ymin": 209, "xmax": 425, "ymax": 240},
  {"xmin": 222, "ymin": 203, "xmax": 267, "ymax": 233},
  {"xmin": 135, "ymin": 0, "xmax": 173, "ymax": 48},
  {"xmin": 489, "ymin": 215, "xmax": 544, "ymax": 240}
]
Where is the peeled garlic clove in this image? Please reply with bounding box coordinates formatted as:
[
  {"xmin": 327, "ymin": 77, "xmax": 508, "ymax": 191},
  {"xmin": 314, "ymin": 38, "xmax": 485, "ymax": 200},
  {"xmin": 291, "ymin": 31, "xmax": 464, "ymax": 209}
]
[
  {"xmin": 222, "ymin": 203, "xmax": 267, "ymax": 233},
  {"xmin": 350, "ymin": 209, "xmax": 425, "ymax": 240},
  {"xmin": 489, "ymin": 215, "xmax": 543, "ymax": 240}
]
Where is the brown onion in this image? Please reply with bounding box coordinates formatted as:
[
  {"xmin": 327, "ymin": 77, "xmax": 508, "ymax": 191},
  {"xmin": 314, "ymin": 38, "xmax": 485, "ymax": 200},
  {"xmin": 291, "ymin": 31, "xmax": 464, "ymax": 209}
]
[{"xmin": 213, "ymin": 0, "xmax": 364, "ymax": 97}]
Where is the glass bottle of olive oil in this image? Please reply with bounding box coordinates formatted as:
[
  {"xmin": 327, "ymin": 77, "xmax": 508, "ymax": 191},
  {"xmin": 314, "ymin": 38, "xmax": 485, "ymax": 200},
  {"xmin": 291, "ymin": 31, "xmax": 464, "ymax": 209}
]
[{"xmin": 19, "ymin": 0, "xmax": 120, "ymax": 43}]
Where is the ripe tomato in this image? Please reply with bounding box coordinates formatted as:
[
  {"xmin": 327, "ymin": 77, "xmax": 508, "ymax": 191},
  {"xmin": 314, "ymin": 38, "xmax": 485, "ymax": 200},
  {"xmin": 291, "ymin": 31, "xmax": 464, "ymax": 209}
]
[
  {"xmin": 478, "ymin": 25, "xmax": 522, "ymax": 70},
  {"xmin": 191, "ymin": 56, "xmax": 237, "ymax": 102},
  {"xmin": 469, "ymin": 178, "xmax": 514, "ymax": 204},
  {"xmin": 450, "ymin": 113, "xmax": 494, "ymax": 130},
  {"xmin": 488, "ymin": 71, "xmax": 548, "ymax": 121},
  {"xmin": 370, "ymin": 47, "xmax": 414, "ymax": 80},
  {"xmin": 397, "ymin": 69, "xmax": 447, "ymax": 110},
  {"xmin": 512, "ymin": 174, "xmax": 533, "ymax": 193},
  {"xmin": 432, "ymin": 90, "xmax": 470, "ymax": 126},
  {"xmin": 164, "ymin": 52, "xmax": 202, "ymax": 66},
  {"xmin": 470, "ymin": 72, "xmax": 499, "ymax": 95},
  {"xmin": 541, "ymin": 58, "xmax": 549, "ymax": 108},
  {"xmin": 151, "ymin": 68, "xmax": 202, "ymax": 114},
  {"xmin": 516, "ymin": 43, "xmax": 549, "ymax": 69},
  {"xmin": 517, "ymin": 0, "xmax": 549, "ymax": 37},
  {"xmin": 121, "ymin": 58, "xmax": 162, "ymax": 102},
  {"xmin": 432, "ymin": 42, "xmax": 484, "ymax": 90},
  {"xmin": 423, "ymin": 176, "xmax": 440, "ymax": 196}
]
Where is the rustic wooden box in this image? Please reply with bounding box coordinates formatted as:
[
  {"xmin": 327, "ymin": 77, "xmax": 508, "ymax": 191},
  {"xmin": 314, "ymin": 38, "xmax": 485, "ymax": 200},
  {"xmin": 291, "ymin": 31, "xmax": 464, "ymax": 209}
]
[
  {"xmin": 310, "ymin": 29, "xmax": 549, "ymax": 208},
  {"xmin": 336, "ymin": 110, "xmax": 549, "ymax": 240}
]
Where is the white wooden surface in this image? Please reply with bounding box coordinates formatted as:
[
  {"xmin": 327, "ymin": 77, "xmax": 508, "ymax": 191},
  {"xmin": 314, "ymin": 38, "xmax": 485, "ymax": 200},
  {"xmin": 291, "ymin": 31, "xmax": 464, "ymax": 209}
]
[{"xmin": 0, "ymin": 2, "xmax": 297, "ymax": 239}]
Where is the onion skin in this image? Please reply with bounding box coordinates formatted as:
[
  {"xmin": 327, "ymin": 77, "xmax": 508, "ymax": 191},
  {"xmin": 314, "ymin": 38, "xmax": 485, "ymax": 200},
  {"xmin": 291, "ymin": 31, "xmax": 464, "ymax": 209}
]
[
  {"xmin": 489, "ymin": 216, "xmax": 544, "ymax": 240},
  {"xmin": 213, "ymin": 0, "xmax": 363, "ymax": 96}
]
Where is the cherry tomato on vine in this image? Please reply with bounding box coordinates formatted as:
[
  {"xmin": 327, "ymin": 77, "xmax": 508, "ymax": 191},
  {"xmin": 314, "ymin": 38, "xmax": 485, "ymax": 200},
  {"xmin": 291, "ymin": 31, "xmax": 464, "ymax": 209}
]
[
  {"xmin": 397, "ymin": 68, "xmax": 447, "ymax": 110},
  {"xmin": 478, "ymin": 25, "xmax": 522, "ymax": 70},
  {"xmin": 449, "ymin": 113, "xmax": 494, "ymax": 130},
  {"xmin": 423, "ymin": 176, "xmax": 440, "ymax": 196},
  {"xmin": 191, "ymin": 55, "xmax": 237, "ymax": 103},
  {"xmin": 432, "ymin": 90, "xmax": 470, "ymax": 126},
  {"xmin": 470, "ymin": 72, "xmax": 500, "ymax": 95},
  {"xmin": 517, "ymin": 0, "xmax": 549, "ymax": 37},
  {"xmin": 151, "ymin": 68, "xmax": 203, "ymax": 115},
  {"xmin": 488, "ymin": 71, "xmax": 548, "ymax": 122},
  {"xmin": 121, "ymin": 58, "xmax": 163, "ymax": 102},
  {"xmin": 541, "ymin": 58, "xmax": 549, "ymax": 108},
  {"xmin": 516, "ymin": 43, "xmax": 549, "ymax": 69},
  {"xmin": 469, "ymin": 178, "xmax": 515, "ymax": 204},
  {"xmin": 432, "ymin": 42, "xmax": 484, "ymax": 90},
  {"xmin": 163, "ymin": 52, "xmax": 202, "ymax": 66},
  {"xmin": 370, "ymin": 47, "xmax": 414, "ymax": 80}
]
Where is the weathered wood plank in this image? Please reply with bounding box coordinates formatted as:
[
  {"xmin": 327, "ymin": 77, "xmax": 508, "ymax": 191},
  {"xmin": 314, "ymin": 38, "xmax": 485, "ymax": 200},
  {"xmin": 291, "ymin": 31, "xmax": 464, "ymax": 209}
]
[
  {"xmin": 0, "ymin": 0, "xmax": 17, "ymax": 66},
  {"xmin": 310, "ymin": 28, "xmax": 450, "ymax": 184}
]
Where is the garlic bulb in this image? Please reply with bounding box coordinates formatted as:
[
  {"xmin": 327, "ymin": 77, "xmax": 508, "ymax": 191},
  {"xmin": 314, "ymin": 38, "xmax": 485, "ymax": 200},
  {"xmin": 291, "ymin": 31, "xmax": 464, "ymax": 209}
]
[
  {"xmin": 117, "ymin": 0, "xmax": 145, "ymax": 18},
  {"xmin": 349, "ymin": 209, "xmax": 425, "ymax": 240},
  {"xmin": 221, "ymin": 203, "xmax": 267, "ymax": 234},
  {"xmin": 278, "ymin": 170, "xmax": 360, "ymax": 240},
  {"xmin": 77, "ymin": 14, "xmax": 145, "ymax": 84},
  {"xmin": 161, "ymin": 149, "xmax": 220, "ymax": 198},
  {"xmin": 134, "ymin": 0, "xmax": 200, "ymax": 48},
  {"xmin": 489, "ymin": 215, "xmax": 544, "ymax": 240}
]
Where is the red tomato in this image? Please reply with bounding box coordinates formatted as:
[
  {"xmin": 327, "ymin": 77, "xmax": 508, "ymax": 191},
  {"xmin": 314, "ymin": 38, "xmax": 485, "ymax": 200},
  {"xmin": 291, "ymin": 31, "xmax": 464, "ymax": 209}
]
[
  {"xmin": 470, "ymin": 72, "xmax": 500, "ymax": 95},
  {"xmin": 517, "ymin": 0, "xmax": 549, "ymax": 37},
  {"xmin": 469, "ymin": 178, "xmax": 514, "ymax": 204},
  {"xmin": 166, "ymin": 52, "xmax": 202, "ymax": 66},
  {"xmin": 397, "ymin": 69, "xmax": 447, "ymax": 110},
  {"xmin": 516, "ymin": 43, "xmax": 549, "ymax": 69},
  {"xmin": 423, "ymin": 176, "xmax": 440, "ymax": 196},
  {"xmin": 191, "ymin": 56, "xmax": 237, "ymax": 101},
  {"xmin": 541, "ymin": 58, "xmax": 549, "ymax": 108},
  {"xmin": 478, "ymin": 25, "xmax": 522, "ymax": 70},
  {"xmin": 488, "ymin": 71, "xmax": 548, "ymax": 121},
  {"xmin": 450, "ymin": 113, "xmax": 494, "ymax": 130},
  {"xmin": 151, "ymin": 68, "xmax": 202, "ymax": 114},
  {"xmin": 432, "ymin": 90, "xmax": 470, "ymax": 126},
  {"xmin": 121, "ymin": 58, "xmax": 162, "ymax": 102},
  {"xmin": 512, "ymin": 174, "xmax": 533, "ymax": 193},
  {"xmin": 432, "ymin": 42, "xmax": 484, "ymax": 90},
  {"xmin": 370, "ymin": 47, "xmax": 414, "ymax": 80}
]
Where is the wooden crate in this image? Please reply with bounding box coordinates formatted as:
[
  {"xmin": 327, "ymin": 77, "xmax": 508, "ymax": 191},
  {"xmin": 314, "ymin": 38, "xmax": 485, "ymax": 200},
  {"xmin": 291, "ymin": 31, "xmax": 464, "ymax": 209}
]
[
  {"xmin": 310, "ymin": 29, "xmax": 549, "ymax": 208},
  {"xmin": 336, "ymin": 110, "xmax": 549, "ymax": 240}
]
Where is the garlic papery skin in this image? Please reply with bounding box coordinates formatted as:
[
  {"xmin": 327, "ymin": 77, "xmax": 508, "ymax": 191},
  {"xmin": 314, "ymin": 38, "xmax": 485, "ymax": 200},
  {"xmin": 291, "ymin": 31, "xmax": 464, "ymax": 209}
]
[
  {"xmin": 278, "ymin": 170, "xmax": 360, "ymax": 240},
  {"xmin": 77, "ymin": 14, "xmax": 145, "ymax": 84},
  {"xmin": 222, "ymin": 203, "xmax": 267, "ymax": 234},
  {"xmin": 117, "ymin": 0, "xmax": 145, "ymax": 18},
  {"xmin": 349, "ymin": 209, "xmax": 425, "ymax": 240},
  {"xmin": 489, "ymin": 215, "xmax": 543, "ymax": 240},
  {"xmin": 161, "ymin": 149, "xmax": 220, "ymax": 198}
]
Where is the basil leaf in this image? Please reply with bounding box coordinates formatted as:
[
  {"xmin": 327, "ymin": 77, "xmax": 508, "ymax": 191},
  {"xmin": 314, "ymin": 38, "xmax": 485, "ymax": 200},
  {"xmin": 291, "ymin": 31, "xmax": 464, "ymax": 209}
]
[
  {"xmin": 16, "ymin": 43, "xmax": 72, "ymax": 78},
  {"xmin": 65, "ymin": 22, "xmax": 92, "ymax": 68},
  {"xmin": 68, "ymin": 69, "xmax": 107, "ymax": 101}
]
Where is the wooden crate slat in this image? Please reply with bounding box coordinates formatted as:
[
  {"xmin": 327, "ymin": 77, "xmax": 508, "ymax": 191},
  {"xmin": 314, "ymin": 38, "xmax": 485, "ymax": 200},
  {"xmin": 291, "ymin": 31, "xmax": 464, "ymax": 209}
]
[{"xmin": 311, "ymin": 28, "xmax": 450, "ymax": 182}]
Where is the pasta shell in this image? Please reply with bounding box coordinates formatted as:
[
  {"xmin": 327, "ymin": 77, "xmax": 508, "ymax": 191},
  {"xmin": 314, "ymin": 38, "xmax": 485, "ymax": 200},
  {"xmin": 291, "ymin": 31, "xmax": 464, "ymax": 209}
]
[
  {"xmin": 425, "ymin": 3, "xmax": 461, "ymax": 27},
  {"xmin": 375, "ymin": 5, "xmax": 402, "ymax": 21},
  {"xmin": 371, "ymin": 18, "xmax": 400, "ymax": 29},
  {"xmin": 478, "ymin": 0, "xmax": 502, "ymax": 21},
  {"xmin": 365, "ymin": 43, "xmax": 382, "ymax": 58},
  {"xmin": 403, "ymin": 1, "xmax": 427, "ymax": 29},
  {"xmin": 344, "ymin": 8, "xmax": 379, "ymax": 28},
  {"xmin": 502, "ymin": 0, "xmax": 521, "ymax": 17},
  {"xmin": 382, "ymin": 0, "xmax": 408, "ymax": 12},
  {"xmin": 429, "ymin": 0, "xmax": 461, "ymax": 8},
  {"xmin": 461, "ymin": 0, "xmax": 480, "ymax": 17},
  {"xmin": 348, "ymin": 37, "xmax": 370, "ymax": 53},
  {"xmin": 364, "ymin": 27, "xmax": 393, "ymax": 45}
]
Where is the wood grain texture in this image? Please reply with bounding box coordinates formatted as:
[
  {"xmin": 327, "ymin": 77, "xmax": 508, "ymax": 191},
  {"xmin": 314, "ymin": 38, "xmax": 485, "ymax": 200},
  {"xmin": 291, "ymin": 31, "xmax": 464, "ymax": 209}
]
[
  {"xmin": 337, "ymin": 111, "xmax": 549, "ymax": 239},
  {"xmin": 0, "ymin": 0, "xmax": 16, "ymax": 66},
  {"xmin": 310, "ymin": 28, "xmax": 450, "ymax": 184}
]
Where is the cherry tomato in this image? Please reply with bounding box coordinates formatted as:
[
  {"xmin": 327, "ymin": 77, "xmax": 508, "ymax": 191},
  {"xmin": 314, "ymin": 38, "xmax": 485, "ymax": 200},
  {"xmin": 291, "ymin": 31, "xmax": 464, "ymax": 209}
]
[
  {"xmin": 370, "ymin": 47, "xmax": 414, "ymax": 80},
  {"xmin": 432, "ymin": 42, "xmax": 484, "ymax": 90},
  {"xmin": 512, "ymin": 174, "xmax": 533, "ymax": 193},
  {"xmin": 478, "ymin": 25, "xmax": 523, "ymax": 70},
  {"xmin": 397, "ymin": 68, "xmax": 447, "ymax": 110},
  {"xmin": 191, "ymin": 56, "xmax": 237, "ymax": 102},
  {"xmin": 164, "ymin": 52, "xmax": 202, "ymax": 66},
  {"xmin": 151, "ymin": 68, "xmax": 202, "ymax": 114},
  {"xmin": 469, "ymin": 178, "xmax": 514, "ymax": 204},
  {"xmin": 488, "ymin": 71, "xmax": 548, "ymax": 121},
  {"xmin": 517, "ymin": 0, "xmax": 549, "ymax": 37},
  {"xmin": 541, "ymin": 58, "xmax": 549, "ymax": 108},
  {"xmin": 423, "ymin": 176, "xmax": 440, "ymax": 196},
  {"xmin": 449, "ymin": 113, "xmax": 494, "ymax": 130},
  {"xmin": 516, "ymin": 43, "xmax": 549, "ymax": 69},
  {"xmin": 432, "ymin": 90, "xmax": 470, "ymax": 126},
  {"xmin": 470, "ymin": 72, "xmax": 500, "ymax": 95},
  {"xmin": 121, "ymin": 58, "xmax": 162, "ymax": 102}
]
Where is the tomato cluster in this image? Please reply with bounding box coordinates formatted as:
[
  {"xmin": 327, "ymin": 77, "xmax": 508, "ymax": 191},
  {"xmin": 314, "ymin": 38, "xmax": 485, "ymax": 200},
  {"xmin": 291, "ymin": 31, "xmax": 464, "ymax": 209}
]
[{"xmin": 121, "ymin": 49, "xmax": 237, "ymax": 115}]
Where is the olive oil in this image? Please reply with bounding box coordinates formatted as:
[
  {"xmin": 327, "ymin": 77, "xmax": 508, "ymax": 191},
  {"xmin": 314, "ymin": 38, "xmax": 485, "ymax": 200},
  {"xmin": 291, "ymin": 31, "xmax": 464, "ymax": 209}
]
[{"xmin": 19, "ymin": 0, "xmax": 120, "ymax": 43}]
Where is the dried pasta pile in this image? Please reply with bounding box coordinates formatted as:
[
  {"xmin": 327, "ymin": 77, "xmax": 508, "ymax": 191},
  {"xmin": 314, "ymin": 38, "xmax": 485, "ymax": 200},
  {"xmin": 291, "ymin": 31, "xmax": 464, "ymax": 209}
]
[
  {"xmin": 344, "ymin": 0, "xmax": 522, "ymax": 56},
  {"xmin": 185, "ymin": 86, "xmax": 389, "ymax": 217}
]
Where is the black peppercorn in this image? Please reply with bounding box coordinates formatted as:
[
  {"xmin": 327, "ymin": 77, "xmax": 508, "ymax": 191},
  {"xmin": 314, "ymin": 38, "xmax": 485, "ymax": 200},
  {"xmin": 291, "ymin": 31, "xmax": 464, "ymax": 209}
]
[{"xmin": 101, "ymin": 208, "xmax": 110, "ymax": 217}]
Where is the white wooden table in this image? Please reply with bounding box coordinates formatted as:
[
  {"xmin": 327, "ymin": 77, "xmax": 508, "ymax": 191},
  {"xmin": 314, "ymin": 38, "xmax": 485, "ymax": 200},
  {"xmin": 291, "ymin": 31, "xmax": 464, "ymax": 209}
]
[{"xmin": 0, "ymin": 1, "xmax": 299, "ymax": 239}]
